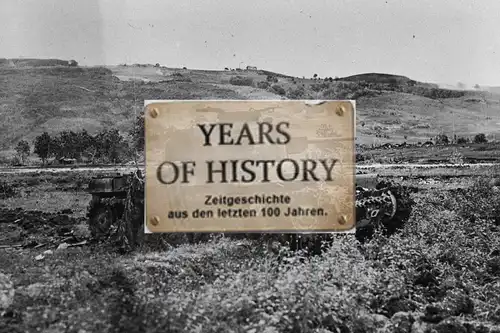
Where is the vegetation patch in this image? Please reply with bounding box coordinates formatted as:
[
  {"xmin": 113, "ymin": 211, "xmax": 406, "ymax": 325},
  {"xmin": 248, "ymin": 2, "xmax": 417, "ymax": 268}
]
[{"xmin": 2, "ymin": 172, "xmax": 500, "ymax": 332}]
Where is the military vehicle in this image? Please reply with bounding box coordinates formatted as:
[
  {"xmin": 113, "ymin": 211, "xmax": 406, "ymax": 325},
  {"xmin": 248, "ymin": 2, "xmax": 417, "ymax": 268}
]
[{"xmin": 85, "ymin": 169, "xmax": 415, "ymax": 254}]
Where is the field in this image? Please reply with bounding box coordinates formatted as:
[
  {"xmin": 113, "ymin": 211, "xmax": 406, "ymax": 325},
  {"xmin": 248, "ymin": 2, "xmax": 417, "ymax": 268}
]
[
  {"xmin": 2, "ymin": 169, "xmax": 500, "ymax": 333},
  {"xmin": 357, "ymin": 142, "xmax": 500, "ymax": 164},
  {"xmin": 2, "ymin": 59, "xmax": 500, "ymax": 332}
]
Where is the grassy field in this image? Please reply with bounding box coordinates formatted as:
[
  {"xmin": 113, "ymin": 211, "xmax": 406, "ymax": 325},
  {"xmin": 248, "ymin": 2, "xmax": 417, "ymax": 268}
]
[
  {"xmin": 358, "ymin": 142, "xmax": 500, "ymax": 164},
  {"xmin": 1, "ymin": 171, "xmax": 500, "ymax": 332}
]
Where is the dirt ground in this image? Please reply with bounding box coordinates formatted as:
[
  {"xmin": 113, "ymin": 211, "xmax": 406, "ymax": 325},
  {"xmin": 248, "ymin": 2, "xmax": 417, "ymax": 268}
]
[{"xmin": 1, "ymin": 172, "xmax": 500, "ymax": 333}]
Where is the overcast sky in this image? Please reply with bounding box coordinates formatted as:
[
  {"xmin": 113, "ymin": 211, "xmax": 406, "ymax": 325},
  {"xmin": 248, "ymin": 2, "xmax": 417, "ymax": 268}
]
[{"xmin": 1, "ymin": 0, "xmax": 499, "ymax": 87}]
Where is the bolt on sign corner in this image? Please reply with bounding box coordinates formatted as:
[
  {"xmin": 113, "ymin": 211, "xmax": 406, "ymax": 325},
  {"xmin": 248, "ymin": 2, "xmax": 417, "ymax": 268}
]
[{"xmin": 144, "ymin": 100, "xmax": 356, "ymax": 233}]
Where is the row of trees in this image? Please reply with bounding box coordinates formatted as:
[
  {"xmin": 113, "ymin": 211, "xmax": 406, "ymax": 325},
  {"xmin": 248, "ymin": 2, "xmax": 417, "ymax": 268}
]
[
  {"xmin": 14, "ymin": 114, "xmax": 145, "ymax": 166},
  {"xmin": 10, "ymin": 114, "xmax": 491, "ymax": 166},
  {"xmin": 32, "ymin": 129, "xmax": 131, "ymax": 165},
  {"xmin": 434, "ymin": 133, "xmax": 488, "ymax": 145}
]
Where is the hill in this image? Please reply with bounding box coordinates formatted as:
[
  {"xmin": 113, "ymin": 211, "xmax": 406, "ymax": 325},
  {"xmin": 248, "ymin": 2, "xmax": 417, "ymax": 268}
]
[
  {"xmin": 1, "ymin": 59, "xmax": 500, "ymax": 162},
  {"xmin": 0, "ymin": 57, "xmax": 77, "ymax": 67},
  {"xmin": 340, "ymin": 72, "xmax": 434, "ymax": 87},
  {"xmin": 482, "ymin": 86, "xmax": 500, "ymax": 94}
]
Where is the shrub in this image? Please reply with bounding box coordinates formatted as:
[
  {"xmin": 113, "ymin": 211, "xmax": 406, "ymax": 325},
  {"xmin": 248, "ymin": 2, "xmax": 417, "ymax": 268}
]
[
  {"xmin": 320, "ymin": 82, "xmax": 380, "ymax": 100},
  {"xmin": 363, "ymin": 174, "xmax": 500, "ymax": 321},
  {"xmin": 310, "ymin": 82, "xmax": 330, "ymax": 92},
  {"xmin": 256, "ymin": 81, "xmax": 270, "ymax": 89},
  {"xmin": 435, "ymin": 134, "xmax": 449, "ymax": 145},
  {"xmin": 286, "ymin": 86, "xmax": 309, "ymax": 99},
  {"xmin": 0, "ymin": 180, "xmax": 16, "ymax": 199},
  {"xmin": 266, "ymin": 75, "xmax": 278, "ymax": 83},
  {"xmin": 9, "ymin": 156, "xmax": 22, "ymax": 166},
  {"xmin": 131, "ymin": 238, "xmax": 407, "ymax": 333},
  {"xmin": 229, "ymin": 76, "xmax": 254, "ymax": 86},
  {"xmin": 269, "ymin": 84, "xmax": 286, "ymax": 96},
  {"xmin": 474, "ymin": 133, "xmax": 487, "ymax": 143}
]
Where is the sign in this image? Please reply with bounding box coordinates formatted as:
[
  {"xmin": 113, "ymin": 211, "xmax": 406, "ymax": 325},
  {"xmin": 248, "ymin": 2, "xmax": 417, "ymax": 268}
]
[{"xmin": 144, "ymin": 100, "xmax": 356, "ymax": 233}]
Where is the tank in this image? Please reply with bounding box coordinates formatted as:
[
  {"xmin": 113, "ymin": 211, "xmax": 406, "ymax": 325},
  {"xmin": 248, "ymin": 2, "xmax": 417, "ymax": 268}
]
[
  {"xmin": 86, "ymin": 170, "xmax": 144, "ymax": 251},
  {"xmin": 86, "ymin": 170, "xmax": 415, "ymax": 254}
]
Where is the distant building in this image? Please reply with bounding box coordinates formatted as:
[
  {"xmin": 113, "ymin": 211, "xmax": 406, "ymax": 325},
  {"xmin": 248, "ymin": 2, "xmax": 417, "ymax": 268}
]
[
  {"xmin": 246, "ymin": 65, "xmax": 257, "ymax": 70},
  {"xmin": 58, "ymin": 157, "xmax": 77, "ymax": 165}
]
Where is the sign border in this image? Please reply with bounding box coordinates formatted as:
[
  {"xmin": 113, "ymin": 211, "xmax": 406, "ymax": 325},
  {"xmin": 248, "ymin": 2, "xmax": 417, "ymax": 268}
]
[{"xmin": 143, "ymin": 99, "xmax": 356, "ymax": 235}]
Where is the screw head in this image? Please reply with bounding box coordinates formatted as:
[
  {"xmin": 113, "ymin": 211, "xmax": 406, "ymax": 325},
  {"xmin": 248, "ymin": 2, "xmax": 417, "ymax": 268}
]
[
  {"xmin": 150, "ymin": 108, "xmax": 159, "ymax": 118},
  {"xmin": 338, "ymin": 215, "xmax": 348, "ymax": 225},
  {"xmin": 150, "ymin": 216, "xmax": 160, "ymax": 226},
  {"xmin": 336, "ymin": 105, "xmax": 345, "ymax": 116}
]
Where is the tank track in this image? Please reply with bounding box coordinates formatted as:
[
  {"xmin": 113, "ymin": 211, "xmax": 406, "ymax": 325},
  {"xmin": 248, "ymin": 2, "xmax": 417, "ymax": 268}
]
[
  {"xmin": 355, "ymin": 180, "xmax": 414, "ymax": 242},
  {"xmin": 287, "ymin": 181, "xmax": 415, "ymax": 253}
]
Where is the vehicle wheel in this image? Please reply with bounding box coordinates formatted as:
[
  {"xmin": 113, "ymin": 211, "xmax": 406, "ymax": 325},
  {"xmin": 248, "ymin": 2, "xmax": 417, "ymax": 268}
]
[
  {"xmin": 87, "ymin": 197, "xmax": 115, "ymax": 239},
  {"xmin": 380, "ymin": 183, "xmax": 414, "ymax": 235}
]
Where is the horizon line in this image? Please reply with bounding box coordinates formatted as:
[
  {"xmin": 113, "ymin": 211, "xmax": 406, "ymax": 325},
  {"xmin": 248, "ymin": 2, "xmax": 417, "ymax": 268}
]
[{"xmin": 2, "ymin": 55, "xmax": 499, "ymax": 88}]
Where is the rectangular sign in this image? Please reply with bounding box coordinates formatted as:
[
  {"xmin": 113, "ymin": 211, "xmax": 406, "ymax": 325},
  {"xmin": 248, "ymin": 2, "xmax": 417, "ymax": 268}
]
[{"xmin": 144, "ymin": 100, "xmax": 356, "ymax": 233}]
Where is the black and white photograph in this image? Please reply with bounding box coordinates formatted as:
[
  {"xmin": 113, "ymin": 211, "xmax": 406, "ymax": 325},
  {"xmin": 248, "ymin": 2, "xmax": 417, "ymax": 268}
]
[{"xmin": 1, "ymin": 0, "xmax": 500, "ymax": 332}]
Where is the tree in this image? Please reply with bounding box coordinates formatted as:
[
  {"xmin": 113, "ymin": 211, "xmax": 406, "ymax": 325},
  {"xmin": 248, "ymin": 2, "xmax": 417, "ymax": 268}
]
[
  {"xmin": 78, "ymin": 129, "xmax": 97, "ymax": 163},
  {"xmin": 55, "ymin": 131, "xmax": 80, "ymax": 159},
  {"xmin": 33, "ymin": 132, "xmax": 52, "ymax": 165},
  {"xmin": 131, "ymin": 113, "xmax": 145, "ymax": 153},
  {"xmin": 473, "ymin": 133, "xmax": 487, "ymax": 143},
  {"xmin": 15, "ymin": 140, "xmax": 30, "ymax": 165},
  {"xmin": 435, "ymin": 134, "xmax": 449, "ymax": 145},
  {"xmin": 95, "ymin": 128, "xmax": 128, "ymax": 164},
  {"xmin": 474, "ymin": 84, "xmax": 481, "ymax": 90}
]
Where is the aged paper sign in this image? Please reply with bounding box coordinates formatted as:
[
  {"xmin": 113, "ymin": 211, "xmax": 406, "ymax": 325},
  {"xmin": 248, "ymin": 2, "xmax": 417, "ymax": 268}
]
[{"xmin": 144, "ymin": 100, "xmax": 355, "ymax": 233}]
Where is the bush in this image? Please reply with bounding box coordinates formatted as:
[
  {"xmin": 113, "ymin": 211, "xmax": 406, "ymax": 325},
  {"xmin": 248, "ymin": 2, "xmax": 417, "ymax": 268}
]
[
  {"xmin": 9, "ymin": 156, "xmax": 22, "ymax": 166},
  {"xmin": 286, "ymin": 86, "xmax": 310, "ymax": 99},
  {"xmin": 266, "ymin": 75, "xmax": 278, "ymax": 83},
  {"xmin": 130, "ymin": 238, "xmax": 407, "ymax": 333},
  {"xmin": 310, "ymin": 82, "xmax": 330, "ymax": 92},
  {"xmin": 269, "ymin": 84, "xmax": 286, "ymax": 96},
  {"xmin": 0, "ymin": 180, "xmax": 16, "ymax": 199},
  {"xmin": 363, "ymin": 174, "xmax": 500, "ymax": 322},
  {"xmin": 256, "ymin": 81, "xmax": 270, "ymax": 89},
  {"xmin": 127, "ymin": 174, "xmax": 500, "ymax": 330},
  {"xmin": 474, "ymin": 133, "xmax": 487, "ymax": 143},
  {"xmin": 320, "ymin": 82, "xmax": 380, "ymax": 100},
  {"xmin": 435, "ymin": 134, "xmax": 449, "ymax": 145},
  {"xmin": 229, "ymin": 76, "xmax": 254, "ymax": 86}
]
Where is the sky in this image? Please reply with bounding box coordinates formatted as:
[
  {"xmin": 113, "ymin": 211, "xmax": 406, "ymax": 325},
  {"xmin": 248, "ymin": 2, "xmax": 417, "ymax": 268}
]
[{"xmin": 1, "ymin": 0, "xmax": 499, "ymax": 87}]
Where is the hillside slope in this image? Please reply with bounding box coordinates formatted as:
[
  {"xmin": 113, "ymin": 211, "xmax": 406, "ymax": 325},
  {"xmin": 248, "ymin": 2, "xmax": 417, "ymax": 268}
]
[
  {"xmin": 354, "ymin": 91, "xmax": 500, "ymax": 145},
  {"xmin": 0, "ymin": 66, "xmax": 243, "ymax": 152},
  {"xmin": 1, "ymin": 60, "xmax": 500, "ymax": 157}
]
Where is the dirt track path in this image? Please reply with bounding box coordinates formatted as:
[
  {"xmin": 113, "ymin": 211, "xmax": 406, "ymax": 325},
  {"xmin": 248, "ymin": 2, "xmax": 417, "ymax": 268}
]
[{"xmin": 0, "ymin": 162, "xmax": 499, "ymax": 175}]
